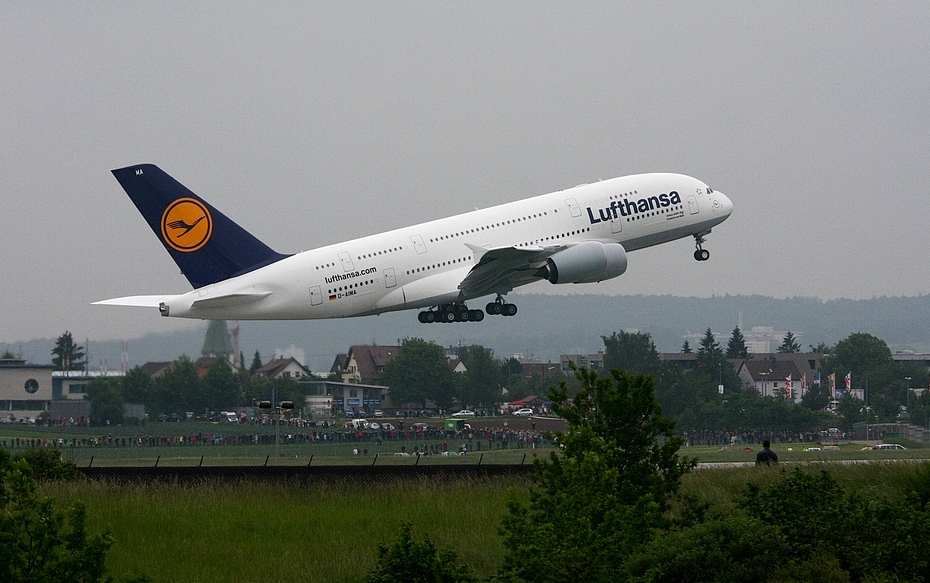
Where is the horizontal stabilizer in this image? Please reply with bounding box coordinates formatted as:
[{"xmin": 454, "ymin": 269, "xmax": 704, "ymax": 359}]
[
  {"xmin": 190, "ymin": 291, "xmax": 272, "ymax": 309},
  {"xmin": 93, "ymin": 295, "xmax": 180, "ymax": 307}
]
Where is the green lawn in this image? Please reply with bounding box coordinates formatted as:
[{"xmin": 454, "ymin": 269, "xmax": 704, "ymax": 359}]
[{"xmin": 36, "ymin": 460, "xmax": 930, "ymax": 583}]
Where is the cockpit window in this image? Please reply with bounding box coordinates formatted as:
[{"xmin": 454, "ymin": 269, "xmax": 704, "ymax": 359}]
[{"xmin": 707, "ymin": 187, "xmax": 714, "ymax": 194}]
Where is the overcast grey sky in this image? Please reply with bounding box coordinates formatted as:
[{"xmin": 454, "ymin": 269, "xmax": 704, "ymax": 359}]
[{"xmin": 2, "ymin": 2, "xmax": 928, "ymax": 345}]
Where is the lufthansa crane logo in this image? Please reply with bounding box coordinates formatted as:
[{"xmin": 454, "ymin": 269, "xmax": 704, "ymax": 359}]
[{"xmin": 160, "ymin": 198, "xmax": 213, "ymax": 252}]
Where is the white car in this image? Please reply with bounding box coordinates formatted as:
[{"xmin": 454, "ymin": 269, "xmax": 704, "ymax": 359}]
[
  {"xmin": 452, "ymin": 410, "xmax": 476, "ymax": 418},
  {"xmin": 511, "ymin": 408, "xmax": 533, "ymax": 417},
  {"xmin": 872, "ymin": 443, "xmax": 906, "ymax": 450}
]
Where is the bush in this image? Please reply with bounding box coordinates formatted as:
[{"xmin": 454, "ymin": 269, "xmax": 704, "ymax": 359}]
[
  {"xmin": 11, "ymin": 448, "xmax": 82, "ymax": 482},
  {"xmin": 0, "ymin": 460, "xmax": 112, "ymax": 583},
  {"xmin": 362, "ymin": 523, "xmax": 478, "ymax": 583},
  {"xmin": 621, "ymin": 513, "xmax": 788, "ymax": 583}
]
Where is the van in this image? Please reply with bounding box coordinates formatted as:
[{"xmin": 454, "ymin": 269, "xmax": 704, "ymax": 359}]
[
  {"xmin": 872, "ymin": 443, "xmax": 906, "ymax": 450},
  {"xmin": 220, "ymin": 411, "xmax": 238, "ymax": 423},
  {"xmin": 350, "ymin": 419, "xmax": 370, "ymax": 430}
]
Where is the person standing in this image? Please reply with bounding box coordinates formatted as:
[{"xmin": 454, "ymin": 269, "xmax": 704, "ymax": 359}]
[{"xmin": 755, "ymin": 440, "xmax": 778, "ymax": 465}]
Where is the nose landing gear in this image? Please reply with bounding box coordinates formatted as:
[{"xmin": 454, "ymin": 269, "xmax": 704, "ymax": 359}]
[{"xmin": 693, "ymin": 233, "xmax": 710, "ymax": 261}]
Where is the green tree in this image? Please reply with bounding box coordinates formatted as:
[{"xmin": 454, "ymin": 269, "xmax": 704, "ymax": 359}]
[
  {"xmin": 694, "ymin": 328, "xmax": 740, "ymax": 393},
  {"xmin": 122, "ymin": 366, "xmax": 153, "ymax": 408},
  {"xmin": 456, "ymin": 345, "xmax": 502, "ymax": 408},
  {"xmin": 602, "ymin": 330, "xmax": 662, "ymax": 377},
  {"xmin": 777, "ymin": 331, "xmax": 801, "ymax": 353},
  {"xmin": 250, "ymin": 350, "xmax": 263, "ymax": 373},
  {"xmin": 800, "ymin": 381, "xmax": 831, "ymax": 412},
  {"xmin": 362, "ymin": 523, "xmax": 477, "ymax": 583},
  {"xmin": 152, "ymin": 355, "xmax": 201, "ymax": 416},
  {"xmin": 726, "ymin": 326, "xmax": 749, "ymax": 359},
  {"xmin": 381, "ymin": 339, "xmax": 457, "ymax": 410},
  {"xmin": 680, "ymin": 340, "xmax": 692, "ymax": 353},
  {"xmin": 0, "ymin": 459, "xmax": 114, "ymax": 582},
  {"xmin": 202, "ymin": 358, "xmax": 242, "ymax": 412},
  {"xmin": 809, "ymin": 341, "xmax": 832, "ymax": 354},
  {"xmin": 51, "ymin": 331, "xmax": 85, "ymax": 372},
  {"xmin": 499, "ymin": 365, "xmax": 694, "ymax": 582},
  {"xmin": 85, "ymin": 378, "xmax": 124, "ymax": 425},
  {"xmin": 822, "ymin": 332, "xmax": 904, "ymax": 418}
]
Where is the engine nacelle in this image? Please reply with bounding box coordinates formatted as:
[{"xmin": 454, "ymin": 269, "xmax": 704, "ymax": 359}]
[{"xmin": 537, "ymin": 241, "xmax": 628, "ymax": 284}]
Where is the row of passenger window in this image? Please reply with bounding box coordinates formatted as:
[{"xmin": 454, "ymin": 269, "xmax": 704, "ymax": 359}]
[
  {"xmin": 327, "ymin": 279, "xmax": 376, "ymax": 295},
  {"xmin": 427, "ymin": 211, "xmax": 551, "ymax": 244},
  {"xmin": 405, "ymin": 256, "xmax": 471, "ymax": 276}
]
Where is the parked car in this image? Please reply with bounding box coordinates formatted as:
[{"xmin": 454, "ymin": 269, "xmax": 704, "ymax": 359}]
[
  {"xmin": 380, "ymin": 423, "xmax": 396, "ymax": 431},
  {"xmin": 368, "ymin": 422, "xmax": 380, "ymax": 430},
  {"xmin": 511, "ymin": 408, "xmax": 533, "ymax": 417},
  {"xmin": 373, "ymin": 410, "xmax": 383, "ymax": 418},
  {"xmin": 452, "ymin": 409, "xmax": 476, "ymax": 418},
  {"xmin": 872, "ymin": 443, "xmax": 906, "ymax": 450}
]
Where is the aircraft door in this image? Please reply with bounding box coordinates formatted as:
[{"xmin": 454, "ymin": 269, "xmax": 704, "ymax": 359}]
[
  {"xmin": 384, "ymin": 268, "xmax": 396, "ymax": 288},
  {"xmin": 338, "ymin": 251, "xmax": 355, "ymax": 271},
  {"xmin": 309, "ymin": 285, "xmax": 323, "ymax": 306},
  {"xmin": 687, "ymin": 195, "xmax": 699, "ymax": 215},
  {"xmin": 610, "ymin": 214, "xmax": 623, "ymax": 234},
  {"xmin": 410, "ymin": 234, "xmax": 427, "ymax": 255},
  {"xmin": 565, "ymin": 198, "xmax": 582, "ymax": 218}
]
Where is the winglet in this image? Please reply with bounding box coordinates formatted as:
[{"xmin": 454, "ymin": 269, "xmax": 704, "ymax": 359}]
[{"xmin": 111, "ymin": 164, "xmax": 290, "ymax": 288}]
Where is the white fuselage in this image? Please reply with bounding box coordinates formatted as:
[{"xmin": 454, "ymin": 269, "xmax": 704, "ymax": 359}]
[{"xmin": 160, "ymin": 173, "xmax": 732, "ymax": 320}]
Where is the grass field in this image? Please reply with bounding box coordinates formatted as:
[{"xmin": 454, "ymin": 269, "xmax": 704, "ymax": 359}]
[
  {"xmin": 38, "ymin": 460, "xmax": 930, "ymax": 583},
  {"xmin": 9, "ymin": 420, "xmax": 930, "ymax": 581},
  {"xmin": 5, "ymin": 420, "xmax": 928, "ymax": 468}
]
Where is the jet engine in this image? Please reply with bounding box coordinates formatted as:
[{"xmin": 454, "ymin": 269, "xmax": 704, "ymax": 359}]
[{"xmin": 536, "ymin": 241, "xmax": 627, "ymax": 284}]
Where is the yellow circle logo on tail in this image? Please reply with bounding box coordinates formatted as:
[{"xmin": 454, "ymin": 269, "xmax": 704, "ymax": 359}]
[{"xmin": 160, "ymin": 198, "xmax": 213, "ymax": 252}]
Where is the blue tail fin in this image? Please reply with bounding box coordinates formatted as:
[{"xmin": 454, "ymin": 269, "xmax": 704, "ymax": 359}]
[{"xmin": 111, "ymin": 164, "xmax": 290, "ymax": 289}]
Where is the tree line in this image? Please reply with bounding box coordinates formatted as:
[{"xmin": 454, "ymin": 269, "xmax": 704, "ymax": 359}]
[{"xmin": 53, "ymin": 323, "xmax": 930, "ymax": 432}]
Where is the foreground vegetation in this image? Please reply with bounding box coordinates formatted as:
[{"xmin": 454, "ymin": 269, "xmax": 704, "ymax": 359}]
[
  {"xmin": 6, "ymin": 362, "xmax": 930, "ymax": 582},
  {"xmin": 26, "ymin": 462, "xmax": 929, "ymax": 583}
]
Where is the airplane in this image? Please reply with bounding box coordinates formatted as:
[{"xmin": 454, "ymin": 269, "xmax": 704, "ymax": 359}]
[{"xmin": 95, "ymin": 164, "xmax": 733, "ymax": 323}]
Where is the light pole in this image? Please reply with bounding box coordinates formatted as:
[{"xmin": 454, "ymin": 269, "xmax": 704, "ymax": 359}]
[
  {"xmin": 760, "ymin": 371, "xmax": 770, "ymax": 397},
  {"xmin": 905, "ymin": 377, "xmax": 912, "ymax": 420},
  {"xmin": 258, "ymin": 388, "xmax": 294, "ymax": 465}
]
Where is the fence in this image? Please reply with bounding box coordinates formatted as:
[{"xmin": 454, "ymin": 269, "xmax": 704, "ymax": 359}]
[{"xmin": 853, "ymin": 422, "xmax": 930, "ymax": 446}]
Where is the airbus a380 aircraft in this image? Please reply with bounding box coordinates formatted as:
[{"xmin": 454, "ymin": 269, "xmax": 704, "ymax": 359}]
[{"xmin": 95, "ymin": 164, "xmax": 733, "ymax": 323}]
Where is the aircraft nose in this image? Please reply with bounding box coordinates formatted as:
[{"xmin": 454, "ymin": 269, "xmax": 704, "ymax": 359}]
[{"xmin": 716, "ymin": 191, "xmax": 733, "ymax": 216}]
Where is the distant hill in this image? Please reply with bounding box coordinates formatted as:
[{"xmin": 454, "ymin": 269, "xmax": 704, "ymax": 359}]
[{"xmin": 7, "ymin": 293, "xmax": 930, "ymax": 371}]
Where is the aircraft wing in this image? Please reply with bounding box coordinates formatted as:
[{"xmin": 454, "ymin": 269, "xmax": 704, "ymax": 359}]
[{"xmin": 458, "ymin": 243, "xmax": 567, "ymax": 298}]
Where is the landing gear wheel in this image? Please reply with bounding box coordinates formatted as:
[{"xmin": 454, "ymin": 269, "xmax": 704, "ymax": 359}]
[
  {"xmin": 458, "ymin": 309, "xmax": 470, "ymax": 322},
  {"xmin": 425, "ymin": 311, "xmax": 436, "ymax": 323},
  {"xmin": 486, "ymin": 302, "xmax": 501, "ymax": 315},
  {"xmin": 693, "ymin": 233, "xmax": 710, "ymax": 261},
  {"xmin": 442, "ymin": 310, "xmax": 456, "ymax": 323},
  {"xmin": 504, "ymin": 303, "xmax": 518, "ymax": 316},
  {"xmin": 418, "ymin": 311, "xmax": 428, "ymax": 323},
  {"xmin": 470, "ymin": 309, "xmax": 484, "ymax": 322}
]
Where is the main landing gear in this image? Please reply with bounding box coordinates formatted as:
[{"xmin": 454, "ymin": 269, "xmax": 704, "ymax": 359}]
[
  {"xmin": 418, "ymin": 304, "xmax": 485, "ymax": 324},
  {"xmin": 485, "ymin": 296, "xmax": 517, "ymax": 317},
  {"xmin": 416, "ymin": 296, "xmax": 518, "ymax": 323},
  {"xmin": 693, "ymin": 233, "xmax": 710, "ymax": 262}
]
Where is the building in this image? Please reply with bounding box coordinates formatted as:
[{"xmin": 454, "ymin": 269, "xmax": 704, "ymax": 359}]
[
  {"xmin": 255, "ymin": 357, "xmax": 312, "ymax": 380},
  {"xmin": 303, "ymin": 380, "xmax": 388, "ymax": 418},
  {"xmin": 560, "ymin": 352, "xmax": 605, "ymax": 372},
  {"xmin": 736, "ymin": 353, "xmax": 820, "ymax": 401},
  {"xmin": 0, "ymin": 358, "xmax": 54, "ymax": 420},
  {"xmin": 340, "ymin": 345, "xmax": 401, "ymax": 384}
]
